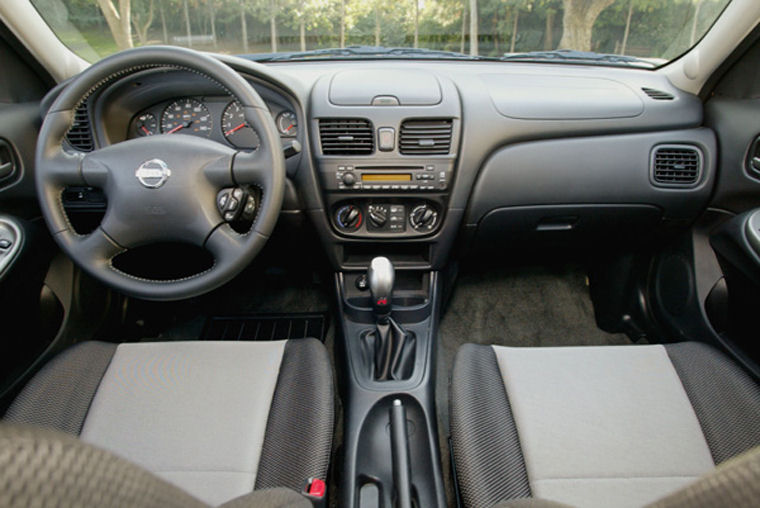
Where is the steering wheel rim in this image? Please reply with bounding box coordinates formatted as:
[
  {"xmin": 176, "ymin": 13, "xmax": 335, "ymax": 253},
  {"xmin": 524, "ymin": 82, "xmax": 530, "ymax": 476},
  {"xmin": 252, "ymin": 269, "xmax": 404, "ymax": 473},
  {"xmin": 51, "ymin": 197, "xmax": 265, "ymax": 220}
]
[{"xmin": 35, "ymin": 46, "xmax": 285, "ymax": 301}]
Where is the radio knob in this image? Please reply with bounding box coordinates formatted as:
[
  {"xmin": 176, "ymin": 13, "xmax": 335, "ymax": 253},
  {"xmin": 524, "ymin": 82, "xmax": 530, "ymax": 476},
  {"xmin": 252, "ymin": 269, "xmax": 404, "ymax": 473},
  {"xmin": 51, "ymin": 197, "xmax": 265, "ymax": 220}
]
[{"xmin": 342, "ymin": 172, "xmax": 356, "ymax": 186}]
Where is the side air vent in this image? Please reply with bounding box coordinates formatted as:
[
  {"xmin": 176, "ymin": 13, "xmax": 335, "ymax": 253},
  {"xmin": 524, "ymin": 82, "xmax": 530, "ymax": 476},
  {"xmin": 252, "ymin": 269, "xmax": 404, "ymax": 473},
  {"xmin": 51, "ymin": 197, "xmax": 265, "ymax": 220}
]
[
  {"xmin": 652, "ymin": 145, "xmax": 702, "ymax": 186},
  {"xmin": 66, "ymin": 102, "xmax": 94, "ymax": 152},
  {"xmin": 642, "ymin": 87, "xmax": 675, "ymax": 100},
  {"xmin": 399, "ymin": 119, "xmax": 453, "ymax": 155},
  {"xmin": 319, "ymin": 118, "xmax": 374, "ymax": 155}
]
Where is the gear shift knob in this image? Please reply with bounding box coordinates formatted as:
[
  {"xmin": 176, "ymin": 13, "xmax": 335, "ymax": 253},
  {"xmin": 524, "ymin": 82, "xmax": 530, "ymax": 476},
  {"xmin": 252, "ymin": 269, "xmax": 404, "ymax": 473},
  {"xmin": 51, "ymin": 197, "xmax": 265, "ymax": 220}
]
[{"xmin": 368, "ymin": 256, "xmax": 394, "ymax": 322}]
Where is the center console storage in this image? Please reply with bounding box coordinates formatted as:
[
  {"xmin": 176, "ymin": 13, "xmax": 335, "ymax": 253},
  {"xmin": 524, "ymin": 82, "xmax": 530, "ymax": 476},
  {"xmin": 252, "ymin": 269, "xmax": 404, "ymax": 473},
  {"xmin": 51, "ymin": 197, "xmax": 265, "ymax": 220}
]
[{"xmin": 334, "ymin": 264, "xmax": 446, "ymax": 508}]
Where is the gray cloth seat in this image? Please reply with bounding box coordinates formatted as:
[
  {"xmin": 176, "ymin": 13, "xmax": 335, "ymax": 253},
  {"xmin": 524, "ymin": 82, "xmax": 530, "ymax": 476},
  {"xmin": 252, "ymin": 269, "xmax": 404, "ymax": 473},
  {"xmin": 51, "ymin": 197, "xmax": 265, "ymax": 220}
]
[
  {"xmin": 0, "ymin": 423, "xmax": 311, "ymax": 508},
  {"xmin": 449, "ymin": 342, "xmax": 760, "ymax": 508},
  {"xmin": 3, "ymin": 339, "xmax": 334, "ymax": 506}
]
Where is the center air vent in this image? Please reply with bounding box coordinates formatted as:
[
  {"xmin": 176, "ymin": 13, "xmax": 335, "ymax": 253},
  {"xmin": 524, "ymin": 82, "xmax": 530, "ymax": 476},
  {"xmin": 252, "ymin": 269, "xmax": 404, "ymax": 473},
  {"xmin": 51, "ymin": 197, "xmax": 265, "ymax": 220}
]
[
  {"xmin": 66, "ymin": 101, "xmax": 94, "ymax": 152},
  {"xmin": 319, "ymin": 118, "xmax": 374, "ymax": 155},
  {"xmin": 642, "ymin": 87, "xmax": 675, "ymax": 100},
  {"xmin": 652, "ymin": 145, "xmax": 702, "ymax": 186},
  {"xmin": 399, "ymin": 119, "xmax": 453, "ymax": 155}
]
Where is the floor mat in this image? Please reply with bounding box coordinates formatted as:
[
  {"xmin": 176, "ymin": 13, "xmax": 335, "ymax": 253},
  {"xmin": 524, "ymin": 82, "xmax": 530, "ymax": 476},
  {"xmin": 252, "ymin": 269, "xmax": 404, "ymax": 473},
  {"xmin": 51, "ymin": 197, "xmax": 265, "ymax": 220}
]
[
  {"xmin": 201, "ymin": 313, "xmax": 329, "ymax": 342},
  {"xmin": 436, "ymin": 264, "xmax": 634, "ymax": 507}
]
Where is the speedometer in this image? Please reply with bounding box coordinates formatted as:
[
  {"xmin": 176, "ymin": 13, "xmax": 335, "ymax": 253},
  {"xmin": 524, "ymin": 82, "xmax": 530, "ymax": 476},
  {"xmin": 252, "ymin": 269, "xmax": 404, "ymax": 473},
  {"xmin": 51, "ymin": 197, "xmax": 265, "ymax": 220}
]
[
  {"xmin": 221, "ymin": 101, "xmax": 260, "ymax": 150},
  {"xmin": 161, "ymin": 98, "xmax": 212, "ymax": 137}
]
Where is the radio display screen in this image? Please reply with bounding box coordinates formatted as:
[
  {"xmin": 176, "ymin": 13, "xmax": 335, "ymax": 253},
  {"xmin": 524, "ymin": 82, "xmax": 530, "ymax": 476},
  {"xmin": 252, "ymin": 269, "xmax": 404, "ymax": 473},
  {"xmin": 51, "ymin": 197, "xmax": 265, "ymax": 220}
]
[{"xmin": 361, "ymin": 173, "xmax": 412, "ymax": 182}]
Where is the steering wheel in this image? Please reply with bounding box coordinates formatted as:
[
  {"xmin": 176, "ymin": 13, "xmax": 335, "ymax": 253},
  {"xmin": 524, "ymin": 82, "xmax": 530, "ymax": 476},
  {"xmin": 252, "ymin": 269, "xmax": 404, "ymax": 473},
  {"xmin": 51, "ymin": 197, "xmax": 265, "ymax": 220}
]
[{"xmin": 35, "ymin": 46, "xmax": 285, "ymax": 301}]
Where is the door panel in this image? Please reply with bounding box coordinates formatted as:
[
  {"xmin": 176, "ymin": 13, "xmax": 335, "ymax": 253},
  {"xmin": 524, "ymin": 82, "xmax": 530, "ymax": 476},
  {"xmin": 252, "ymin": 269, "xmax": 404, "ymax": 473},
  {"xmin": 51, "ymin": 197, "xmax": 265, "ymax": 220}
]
[{"xmin": 0, "ymin": 22, "xmax": 63, "ymax": 403}]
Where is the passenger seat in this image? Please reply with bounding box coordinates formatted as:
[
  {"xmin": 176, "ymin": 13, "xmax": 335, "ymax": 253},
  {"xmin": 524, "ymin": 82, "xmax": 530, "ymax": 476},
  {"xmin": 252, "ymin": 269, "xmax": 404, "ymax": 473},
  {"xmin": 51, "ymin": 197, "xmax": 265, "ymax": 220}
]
[{"xmin": 449, "ymin": 342, "xmax": 760, "ymax": 508}]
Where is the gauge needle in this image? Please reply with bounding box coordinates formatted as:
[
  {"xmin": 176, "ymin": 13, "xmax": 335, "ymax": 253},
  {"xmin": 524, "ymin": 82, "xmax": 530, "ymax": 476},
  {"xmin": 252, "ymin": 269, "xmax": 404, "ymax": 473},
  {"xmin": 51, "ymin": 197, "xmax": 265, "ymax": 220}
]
[
  {"xmin": 285, "ymin": 124, "xmax": 294, "ymax": 132},
  {"xmin": 140, "ymin": 126, "xmax": 152, "ymax": 136},
  {"xmin": 225, "ymin": 123, "xmax": 246, "ymax": 136},
  {"xmin": 167, "ymin": 121, "xmax": 193, "ymax": 134}
]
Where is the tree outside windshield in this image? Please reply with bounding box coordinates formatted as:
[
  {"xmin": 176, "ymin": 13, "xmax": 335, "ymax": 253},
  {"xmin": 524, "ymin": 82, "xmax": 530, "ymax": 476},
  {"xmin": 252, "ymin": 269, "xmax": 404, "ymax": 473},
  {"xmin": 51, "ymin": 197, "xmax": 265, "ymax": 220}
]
[{"xmin": 34, "ymin": 0, "xmax": 730, "ymax": 64}]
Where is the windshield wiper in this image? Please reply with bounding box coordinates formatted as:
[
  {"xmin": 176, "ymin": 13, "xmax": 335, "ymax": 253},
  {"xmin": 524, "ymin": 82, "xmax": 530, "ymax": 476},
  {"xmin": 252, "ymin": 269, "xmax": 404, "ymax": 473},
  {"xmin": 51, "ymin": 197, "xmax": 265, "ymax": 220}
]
[
  {"xmin": 248, "ymin": 45, "xmax": 488, "ymax": 62},
  {"xmin": 499, "ymin": 49, "xmax": 657, "ymax": 68}
]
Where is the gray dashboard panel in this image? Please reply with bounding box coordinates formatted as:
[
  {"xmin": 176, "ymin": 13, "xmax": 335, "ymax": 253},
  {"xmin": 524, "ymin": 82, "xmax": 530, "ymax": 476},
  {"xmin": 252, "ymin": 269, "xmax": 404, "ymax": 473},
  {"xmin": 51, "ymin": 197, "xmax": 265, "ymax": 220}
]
[
  {"xmin": 481, "ymin": 73, "xmax": 644, "ymax": 120},
  {"xmin": 328, "ymin": 69, "xmax": 442, "ymax": 106},
  {"xmin": 465, "ymin": 128, "xmax": 717, "ymax": 225}
]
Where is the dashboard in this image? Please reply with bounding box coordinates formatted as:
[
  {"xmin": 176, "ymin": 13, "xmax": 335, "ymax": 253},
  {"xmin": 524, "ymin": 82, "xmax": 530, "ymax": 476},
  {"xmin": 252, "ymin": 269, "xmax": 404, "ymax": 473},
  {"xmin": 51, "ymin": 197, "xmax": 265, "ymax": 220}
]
[{"xmin": 55, "ymin": 57, "xmax": 719, "ymax": 272}]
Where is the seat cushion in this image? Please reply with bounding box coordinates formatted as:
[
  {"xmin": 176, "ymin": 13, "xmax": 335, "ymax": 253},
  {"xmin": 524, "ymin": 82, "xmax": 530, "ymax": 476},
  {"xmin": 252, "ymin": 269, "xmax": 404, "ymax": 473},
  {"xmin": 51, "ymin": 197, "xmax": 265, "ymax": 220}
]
[
  {"xmin": 4, "ymin": 339, "xmax": 333, "ymax": 506},
  {"xmin": 0, "ymin": 423, "xmax": 311, "ymax": 508},
  {"xmin": 450, "ymin": 342, "xmax": 760, "ymax": 508}
]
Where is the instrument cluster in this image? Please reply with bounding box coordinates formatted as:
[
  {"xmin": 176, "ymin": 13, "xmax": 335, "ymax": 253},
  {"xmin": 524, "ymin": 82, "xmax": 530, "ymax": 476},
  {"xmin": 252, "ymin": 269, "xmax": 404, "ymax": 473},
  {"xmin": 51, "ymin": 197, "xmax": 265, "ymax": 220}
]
[{"xmin": 128, "ymin": 96, "xmax": 299, "ymax": 150}]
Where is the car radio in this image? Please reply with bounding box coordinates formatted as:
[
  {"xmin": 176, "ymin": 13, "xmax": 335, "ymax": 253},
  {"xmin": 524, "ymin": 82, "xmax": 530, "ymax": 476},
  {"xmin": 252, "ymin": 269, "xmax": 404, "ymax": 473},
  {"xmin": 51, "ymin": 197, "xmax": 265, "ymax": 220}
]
[{"xmin": 320, "ymin": 163, "xmax": 453, "ymax": 192}]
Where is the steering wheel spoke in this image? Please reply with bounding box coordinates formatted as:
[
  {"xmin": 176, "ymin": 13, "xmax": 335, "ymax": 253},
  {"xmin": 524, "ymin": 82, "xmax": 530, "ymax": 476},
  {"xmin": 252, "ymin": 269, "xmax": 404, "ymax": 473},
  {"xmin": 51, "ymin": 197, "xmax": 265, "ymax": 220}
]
[
  {"xmin": 60, "ymin": 227, "xmax": 124, "ymax": 269},
  {"xmin": 232, "ymin": 148, "xmax": 274, "ymax": 188}
]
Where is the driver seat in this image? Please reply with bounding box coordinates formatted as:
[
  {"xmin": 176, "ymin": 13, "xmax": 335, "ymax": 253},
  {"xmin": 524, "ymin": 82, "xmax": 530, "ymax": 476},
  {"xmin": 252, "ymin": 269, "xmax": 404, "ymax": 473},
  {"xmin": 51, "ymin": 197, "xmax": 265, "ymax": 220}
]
[{"xmin": 2, "ymin": 339, "xmax": 334, "ymax": 506}]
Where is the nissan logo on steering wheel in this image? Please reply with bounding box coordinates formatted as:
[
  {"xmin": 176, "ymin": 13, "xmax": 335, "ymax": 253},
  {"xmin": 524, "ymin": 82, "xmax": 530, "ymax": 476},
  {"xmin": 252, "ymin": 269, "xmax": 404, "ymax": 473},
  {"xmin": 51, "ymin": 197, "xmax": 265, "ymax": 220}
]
[{"xmin": 135, "ymin": 159, "xmax": 172, "ymax": 189}]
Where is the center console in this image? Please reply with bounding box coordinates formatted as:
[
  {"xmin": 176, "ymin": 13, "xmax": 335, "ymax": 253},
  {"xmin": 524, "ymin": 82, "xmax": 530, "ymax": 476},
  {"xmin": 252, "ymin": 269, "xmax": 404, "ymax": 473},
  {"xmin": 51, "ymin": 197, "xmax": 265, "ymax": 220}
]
[
  {"xmin": 335, "ymin": 260, "xmax": 446, "ymax": 508},
  {"xmin": 309, "ymin": 68, "xmax": 459, "ymax": 507}
]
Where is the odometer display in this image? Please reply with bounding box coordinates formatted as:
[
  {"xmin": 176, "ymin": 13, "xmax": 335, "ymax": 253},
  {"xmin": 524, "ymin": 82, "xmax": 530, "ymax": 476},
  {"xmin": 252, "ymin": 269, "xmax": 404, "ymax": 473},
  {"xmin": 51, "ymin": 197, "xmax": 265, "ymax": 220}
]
[
  {"xmin": 161, "ymin": 98, "xmax": 212, "ymax": 137},
  {"xmin": 221, "ymin": 101, "xmax": 260, "ymax": 150}
]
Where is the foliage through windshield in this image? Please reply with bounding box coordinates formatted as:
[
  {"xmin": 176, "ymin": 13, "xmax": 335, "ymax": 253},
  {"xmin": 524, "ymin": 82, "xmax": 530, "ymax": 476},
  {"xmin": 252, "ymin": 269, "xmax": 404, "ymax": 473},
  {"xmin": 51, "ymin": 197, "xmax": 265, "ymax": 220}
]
[{"xmin": 34, "ymin": 0, "xmax": 731, "ymax": 66}]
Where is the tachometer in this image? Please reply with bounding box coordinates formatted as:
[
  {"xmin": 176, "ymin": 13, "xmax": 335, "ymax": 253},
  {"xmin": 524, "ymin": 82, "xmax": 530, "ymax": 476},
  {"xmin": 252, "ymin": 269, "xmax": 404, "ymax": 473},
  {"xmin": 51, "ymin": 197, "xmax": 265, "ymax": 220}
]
[
  {"xmin": 276, "ymin": 111, "xmax": 298, "ymax": 137},
  {"xmin": 221, "ymin": 101, "xmax": 260, "ymax": 150},
  {"xmin": 161, "ymin": 98, "xmax": 212, "ymax": 136},
  {"xmin": 134, "ymin": 113, "xmax": 157, "ymax": 137}
]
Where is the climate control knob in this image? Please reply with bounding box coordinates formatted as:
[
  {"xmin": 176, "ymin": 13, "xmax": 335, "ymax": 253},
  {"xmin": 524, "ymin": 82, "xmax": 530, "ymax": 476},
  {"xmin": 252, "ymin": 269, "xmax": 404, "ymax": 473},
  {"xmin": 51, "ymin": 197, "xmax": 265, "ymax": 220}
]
[
  {"xmin": 368, "ymin": 204, "xmax": 388, "ymax": 228},
  {"xmin": 410, "ymin": 204, "xmax": 438, "ymax": 232},
  {"xmin": 336, "ymin": 204, "xmax": 362, "ymax": 231}
]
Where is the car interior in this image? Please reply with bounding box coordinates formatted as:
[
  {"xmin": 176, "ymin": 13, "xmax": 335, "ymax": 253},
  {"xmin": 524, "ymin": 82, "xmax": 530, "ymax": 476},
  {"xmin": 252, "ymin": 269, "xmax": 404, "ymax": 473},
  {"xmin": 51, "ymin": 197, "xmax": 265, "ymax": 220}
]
[{"xmin": 0, "ymin": 0, "xmax": 759, "ymax": 507}]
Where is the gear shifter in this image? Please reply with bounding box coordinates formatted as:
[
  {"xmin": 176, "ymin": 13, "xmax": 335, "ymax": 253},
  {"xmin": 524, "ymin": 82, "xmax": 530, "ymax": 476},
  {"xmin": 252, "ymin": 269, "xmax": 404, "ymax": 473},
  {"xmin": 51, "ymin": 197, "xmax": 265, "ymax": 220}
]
[
  {"xmin": 363, "ymin": 257, "xmax": 416, "ymax": 381},
  {"xmin": 369, "ymin": 256, "xmax": 394, "ymax": 323}
]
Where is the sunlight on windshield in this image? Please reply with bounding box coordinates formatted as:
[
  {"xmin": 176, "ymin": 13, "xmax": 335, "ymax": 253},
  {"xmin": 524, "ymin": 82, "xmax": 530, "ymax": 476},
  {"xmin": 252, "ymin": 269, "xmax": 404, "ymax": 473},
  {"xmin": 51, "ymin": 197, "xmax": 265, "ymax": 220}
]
[{"xmin": 33, "ymin": 0, "xmax": 730, "ymax": 65}]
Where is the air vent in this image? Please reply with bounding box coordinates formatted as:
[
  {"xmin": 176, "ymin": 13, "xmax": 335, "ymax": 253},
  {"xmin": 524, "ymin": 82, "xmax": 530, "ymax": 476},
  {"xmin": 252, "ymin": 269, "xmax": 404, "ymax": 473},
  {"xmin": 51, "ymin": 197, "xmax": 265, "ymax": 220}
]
[
  {"xmin": 319, "ymin": 118, "xmax": 374, "ymax": 155},
  {"xmin": 66, "ymin": 102, "xmax": 94, "ymax": 152},
  {"xmin": 642, "ymin": 87, "xmax": 675, "ymax": 100},
  {"xmin": 652, "ymin": 146, "xmax": 701, "ymax": 186},
  {"xmin": 399, "ymin": 119, "xmax": 453, "ymax": 155}
]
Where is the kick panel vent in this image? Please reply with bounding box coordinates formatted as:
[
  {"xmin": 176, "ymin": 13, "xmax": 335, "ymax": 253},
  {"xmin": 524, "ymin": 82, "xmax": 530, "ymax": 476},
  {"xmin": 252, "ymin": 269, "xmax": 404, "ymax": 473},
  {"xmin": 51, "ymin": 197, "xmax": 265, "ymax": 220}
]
[
  {"xmin": 399, "ymin": 119, "xmax": 453, "ymax": 155},
  {"xmin": 66, "ymin": 101, "xmax": 94, "ymax": 152},
  {"xmin": 652, "ymin": 145, "xmax": 701, "ymax": 186},
  {"xmin": 319, "ymin": 118, "xmax": 374, "ymax": 155},
  {"xmin": 642, "ymin": 87, "xmax": 675, "ymax": 100}
]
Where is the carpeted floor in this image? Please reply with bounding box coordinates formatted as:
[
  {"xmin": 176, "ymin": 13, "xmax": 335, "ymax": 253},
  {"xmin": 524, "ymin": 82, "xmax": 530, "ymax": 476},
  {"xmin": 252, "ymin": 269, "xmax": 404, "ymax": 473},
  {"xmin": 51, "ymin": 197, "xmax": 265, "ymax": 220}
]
[{"xmin": 435, "ymin": 264, "xmax": 634, "ymax": 507}]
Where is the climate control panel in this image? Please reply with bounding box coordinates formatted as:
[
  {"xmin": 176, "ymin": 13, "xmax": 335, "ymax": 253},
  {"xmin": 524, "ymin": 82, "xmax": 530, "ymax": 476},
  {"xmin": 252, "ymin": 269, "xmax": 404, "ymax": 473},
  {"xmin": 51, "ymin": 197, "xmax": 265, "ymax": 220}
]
[{"xmin": 333, "ymin": 200, "xmax": 441, "ymax": 237}]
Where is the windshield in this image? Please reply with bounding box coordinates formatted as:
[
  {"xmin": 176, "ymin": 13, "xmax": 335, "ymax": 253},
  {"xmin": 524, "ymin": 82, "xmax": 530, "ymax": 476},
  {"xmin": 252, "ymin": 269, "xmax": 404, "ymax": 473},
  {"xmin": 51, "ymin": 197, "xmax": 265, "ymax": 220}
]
[{"xmin": 32, "ymin": 0, "xmax": 731, "ymax": 67}]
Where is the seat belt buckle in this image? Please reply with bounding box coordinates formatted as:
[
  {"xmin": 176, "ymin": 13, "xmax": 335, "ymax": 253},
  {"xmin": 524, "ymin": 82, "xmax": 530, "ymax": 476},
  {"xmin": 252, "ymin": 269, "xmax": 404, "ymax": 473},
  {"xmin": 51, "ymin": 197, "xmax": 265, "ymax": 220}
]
[{"xmin": 302, "ymin": 477, "xmax": 327, "ymax": 508}]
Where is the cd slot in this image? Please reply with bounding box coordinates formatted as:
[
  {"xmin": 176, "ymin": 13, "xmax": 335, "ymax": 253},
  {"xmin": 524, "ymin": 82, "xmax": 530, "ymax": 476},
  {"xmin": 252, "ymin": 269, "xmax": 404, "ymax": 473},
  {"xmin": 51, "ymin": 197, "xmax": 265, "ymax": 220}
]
[{"xmin": 355, "ymin": 166, "xmax": 424, "ymax": 171}]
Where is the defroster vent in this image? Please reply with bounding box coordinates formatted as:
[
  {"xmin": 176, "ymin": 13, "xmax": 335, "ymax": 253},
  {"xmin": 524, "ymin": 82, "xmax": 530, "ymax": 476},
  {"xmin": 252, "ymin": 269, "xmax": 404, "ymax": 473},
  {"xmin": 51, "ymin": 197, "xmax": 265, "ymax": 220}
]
[
  {"xmin": 66, "ymin": 102, "xmax": 94, "ymax": 152},
  {"xmin": 399, "ymin": 119, "xmax": 453, "ymax": 155},
  {"xmin": 642, "ymin": 87, "xmax": 675, "ymax": 100},
  {"xmin": 652, "ymin": 145, "xmax": 701, "ymax": 186},
  {"xmin": 319, "ymin": 118, "xmax": 374, "ymax": 155}
]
